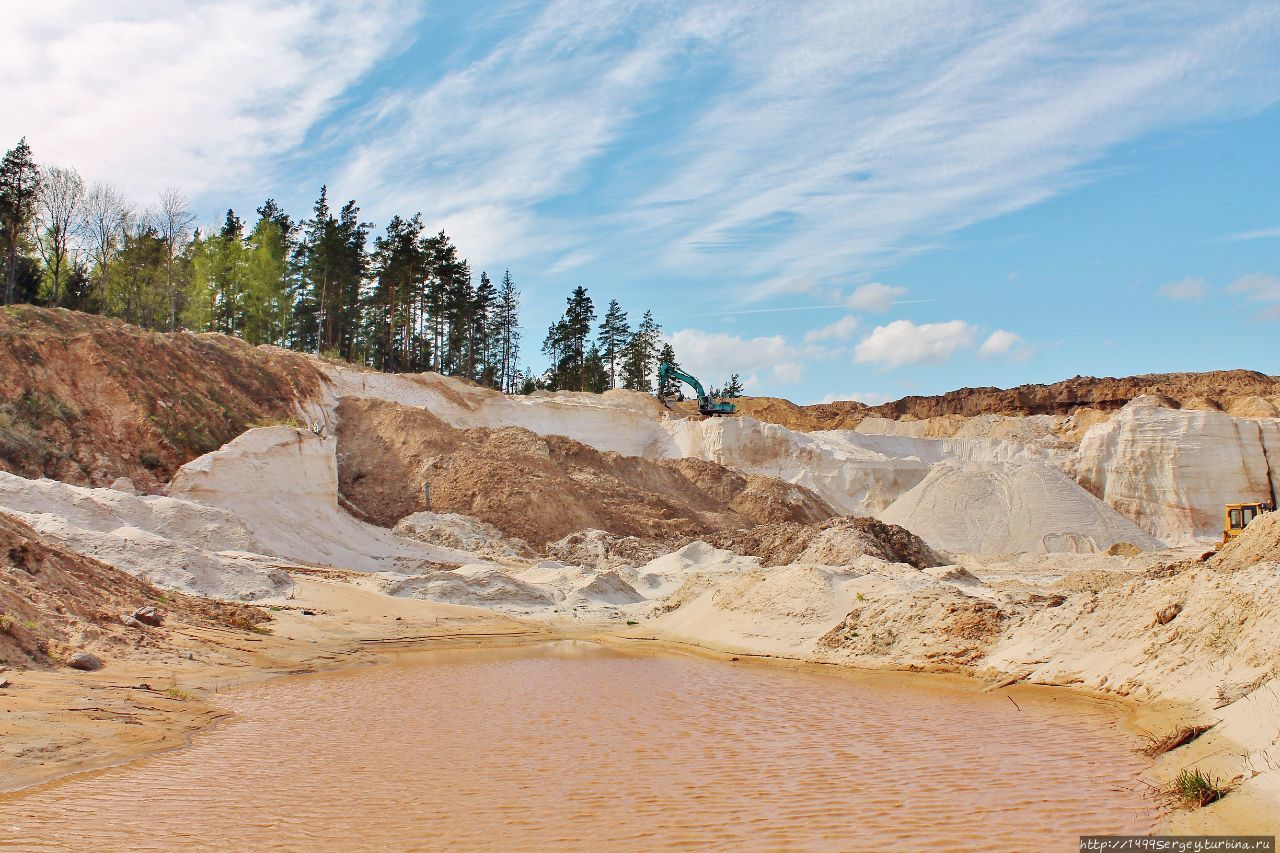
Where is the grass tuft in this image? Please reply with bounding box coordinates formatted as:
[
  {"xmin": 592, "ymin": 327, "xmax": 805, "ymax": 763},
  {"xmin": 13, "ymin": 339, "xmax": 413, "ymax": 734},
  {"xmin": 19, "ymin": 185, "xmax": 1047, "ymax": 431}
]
[
  {"xmin": 1139, "ymin": 724, "xmax": 1213, "ymax": 757},
  {"xmin": 1160, "ymin": 768, "xmax": 1228, "ymax": 809}
]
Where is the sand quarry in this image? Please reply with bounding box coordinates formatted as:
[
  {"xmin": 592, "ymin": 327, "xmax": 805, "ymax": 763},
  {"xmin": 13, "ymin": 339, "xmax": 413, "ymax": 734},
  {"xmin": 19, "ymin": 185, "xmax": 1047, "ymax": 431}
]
[{"xmin": 2, "ymin": 319, "xmax": 1280, "ymax": 834}]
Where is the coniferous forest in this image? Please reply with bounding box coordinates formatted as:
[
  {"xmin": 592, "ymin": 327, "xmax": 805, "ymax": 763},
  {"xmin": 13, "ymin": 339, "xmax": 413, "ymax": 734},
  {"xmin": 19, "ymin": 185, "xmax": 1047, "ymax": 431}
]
[{"xmin": 0, "ymin": 137, "xmax": 743, "ymax": 398}]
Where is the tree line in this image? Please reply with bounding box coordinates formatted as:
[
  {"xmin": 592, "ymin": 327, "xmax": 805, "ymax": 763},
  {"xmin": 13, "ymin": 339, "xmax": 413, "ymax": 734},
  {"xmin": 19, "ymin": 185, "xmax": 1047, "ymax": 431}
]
[{"xmin": 0, "ymin": 137, "xmax": 742, "ymax": 399}]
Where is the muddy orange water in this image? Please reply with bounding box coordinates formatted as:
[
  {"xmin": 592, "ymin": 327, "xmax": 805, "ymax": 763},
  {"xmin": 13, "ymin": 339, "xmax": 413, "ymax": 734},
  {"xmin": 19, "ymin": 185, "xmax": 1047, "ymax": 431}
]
[{"xmin": 2, "ymin": 642, "xmax": 1153, "ymax": 851}]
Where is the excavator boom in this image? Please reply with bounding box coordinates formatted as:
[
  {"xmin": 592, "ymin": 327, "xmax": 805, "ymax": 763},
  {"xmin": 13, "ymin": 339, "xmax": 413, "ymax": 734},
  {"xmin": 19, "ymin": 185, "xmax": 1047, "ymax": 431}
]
[{"xmin": 657, "ymin": 361, "xmax": 736, "ymax": 417}]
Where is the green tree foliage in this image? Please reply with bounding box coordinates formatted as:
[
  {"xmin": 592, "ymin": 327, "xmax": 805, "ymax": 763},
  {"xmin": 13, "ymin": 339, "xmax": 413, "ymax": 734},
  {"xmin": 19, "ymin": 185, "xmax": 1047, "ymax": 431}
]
[
  {"xmin": 0, "ymin": 140, "xmax": 659, "ymax": 401},
  {"xmin": 620, "ymin": 310, "xmax": 661, "ymax": 392},
  {"xmin": 0, "ymin": 138, "xmax": 42, "ymax": 305},
  {"xmin": 597, "ymin": 299, "xmax": 629, "ymax": 390},
  {"xmin": 722, "ymin": 373, "xmax": 745, "ymax": 398},
  {"xmin": 493, "ymin": 270, "xmax": 521, "ymax": 393},
  {"xmin": 542, "ymin": 286, "xmax": 597, "ymax": 391},
  {"xmin": 656, "ymin": 342, "xmax": 680, "ymax": 397}
]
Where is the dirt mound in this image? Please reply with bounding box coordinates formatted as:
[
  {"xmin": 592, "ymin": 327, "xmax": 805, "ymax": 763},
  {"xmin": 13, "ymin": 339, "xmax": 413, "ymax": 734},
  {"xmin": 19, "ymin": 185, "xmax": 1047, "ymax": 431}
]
[
  {"xmin": 0, "ymin": 512, "xmax": 269, "ymax": 670},
  {"xmin": 0, "ymin": 306, "xmax": 322, "ymax": 490},
  {"xmin": 706, "ymin": 516, "xmax": 945, "ymax": 569},
  {"xmin": 1212, "ymin": 511, "xmax": 1280, "ymax": 571},
  {"xmin": 393, "ymin": 512, "xmax": 534, "ymax": 559},
  {"xmin": 725, "ymin": 370, "xmax": 1280, "ymax": 432},
  {"xmin": 817, "ymin": 588, "xmax": 1007, "ymax": 668},
  {"xmin": 335, "ymin": 397, "xmax": 837, "ymax": 545},
  {"xmin": 545, "ymin": 529, "xmax": 670, "ymax": 569}
]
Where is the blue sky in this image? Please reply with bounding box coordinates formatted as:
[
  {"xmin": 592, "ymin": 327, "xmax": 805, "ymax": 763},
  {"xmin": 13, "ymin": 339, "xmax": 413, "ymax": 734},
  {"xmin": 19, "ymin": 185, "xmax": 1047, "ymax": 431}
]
[{"xmin": 5, "ymin": 1, "xmax": 1279, "ymax": 403}]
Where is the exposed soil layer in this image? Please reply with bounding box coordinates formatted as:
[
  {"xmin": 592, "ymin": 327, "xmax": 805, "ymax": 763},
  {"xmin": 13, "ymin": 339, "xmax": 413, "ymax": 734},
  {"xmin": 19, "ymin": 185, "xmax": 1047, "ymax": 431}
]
[
  {"xmin": 721, "ymin": 370, "xmax": 1280, "ymax": 431},
  {"xmin": 704, "ymin": 516, "xmax": 946, "ymax": 569},
  {"xmin": 0, "ymin": 512, "xmax": 268, "ymax": 671},
  {"xmin": 334, "ymin": 397, "xmax": 837, "ymax": 545},
  {"xmin": 0, "ymin": 306, "xmax": 323, "ymax": 490}
]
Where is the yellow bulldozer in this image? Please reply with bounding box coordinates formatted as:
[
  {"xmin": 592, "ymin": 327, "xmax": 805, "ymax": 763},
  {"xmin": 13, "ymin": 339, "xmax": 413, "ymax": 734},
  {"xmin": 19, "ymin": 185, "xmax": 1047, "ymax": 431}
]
[{"xmin": 1221, "ymin": 501, "xmax": 1270, "ymax": 546}]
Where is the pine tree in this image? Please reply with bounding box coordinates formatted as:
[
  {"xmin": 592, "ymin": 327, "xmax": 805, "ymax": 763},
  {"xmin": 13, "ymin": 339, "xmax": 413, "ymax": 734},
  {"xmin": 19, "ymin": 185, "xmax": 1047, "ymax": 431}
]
[
  {"xmin": 597, "ymin": 299, "xmax": 629, "ymax": 389},
  {"xmin": 656, "ymin": 342, "xmax": 681, "ymax": 397},
  {"xmin": 493, "ymin": 270, "xmax": 521, "ymax": 392},
  {"xmin": 470, "ymin": 270, "xmax": 497, "ymax": 384},
  {"xmin": 583, "ymin": 345, "xmax": 610, "ymax": 393},
  {"xmin": 243, "ymin": 202, "xmax": 294, "ymax": 345},
  {"xmin": 0, "ymin": 138, "xmax": 42, "ymax": 305},
  {"xmin": 620, "ymin": 310, "xmax": 660, "ymax": 392},
  {"xmin": 722, "ymin": 373, "xmax": 744, "ymax": 398}
]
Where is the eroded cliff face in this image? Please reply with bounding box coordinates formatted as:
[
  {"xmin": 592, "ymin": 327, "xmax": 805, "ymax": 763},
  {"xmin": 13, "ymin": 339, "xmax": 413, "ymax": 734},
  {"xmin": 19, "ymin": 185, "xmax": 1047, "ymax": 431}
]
[
  {"xmin": 1073, "ymin": 398, "xmax": 1280, "ymax": 542},
  {"xmin": 0, "ymin": 306, "xmax": 322, "ymax": 490},
  {"xmin": 729, "ymin": 370, "xmax": 1280, "ymax": 431}
]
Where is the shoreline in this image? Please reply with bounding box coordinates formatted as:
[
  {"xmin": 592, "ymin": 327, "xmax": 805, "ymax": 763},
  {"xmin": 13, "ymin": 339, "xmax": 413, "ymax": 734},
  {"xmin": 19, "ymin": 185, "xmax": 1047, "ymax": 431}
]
[{"xmin": 3, "ymin": 574, "xmax": 1272, "ymax": 835}]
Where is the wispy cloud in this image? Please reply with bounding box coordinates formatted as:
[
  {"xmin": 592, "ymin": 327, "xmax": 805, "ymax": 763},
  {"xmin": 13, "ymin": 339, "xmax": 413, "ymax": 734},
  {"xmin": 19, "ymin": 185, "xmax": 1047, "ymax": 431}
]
[
  {"xmin": 627, "ymin": 2, "xmax": 1280, "ymax": 297},
  {"xmin": 804, "ymin": 314, "xmax": 860, "ymax": 344},
  {"xmin": 0, "ymin": 1, "xmax": 413, "ymax": 204},
  {"xmin": 1229, "ymin": 272, "xmax": 1280, "ymax": 320},
  {"xmin": 845, "ymin": 283, "xmax": 906, "ymax": 313},
  {"xmin": 1221, "ymin": 225, "xmax": 1280, "ymax": 241},
  {"xmin": 1157, "ymin": 277, "xmax": 1209, "ymax": 301}
]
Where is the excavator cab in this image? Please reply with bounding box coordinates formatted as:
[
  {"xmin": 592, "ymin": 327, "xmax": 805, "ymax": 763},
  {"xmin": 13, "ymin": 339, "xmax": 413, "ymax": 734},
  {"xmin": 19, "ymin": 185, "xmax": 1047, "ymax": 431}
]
[
  {"xmin": 657, "ymin": 361, "xmax": 737, "ymax": 417},
  {"xmin": 1222, "ymin": 501, "xmax": 1268, "ymax": 545}
]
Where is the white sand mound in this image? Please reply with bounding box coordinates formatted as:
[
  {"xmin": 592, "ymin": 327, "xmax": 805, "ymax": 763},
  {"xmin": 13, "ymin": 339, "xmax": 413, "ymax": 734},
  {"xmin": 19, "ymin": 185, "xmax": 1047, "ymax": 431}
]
[
  {"xmin": 394, "ymin": 512, "xmax": 531, "ymax": 558},
  {"xmin": 372, "ymin": 568, "xmax": 559, "ymax": 608},
  {"xmin": 0, "ymin": 472, "xmax": 288, "ymax": 599},
  {"xmin": 168, "ymin": 427, "xmax": 479, "ymax": 572},
  {"xmin": 880, "ymin": 460, "xmax": 1164, "ymax": 555},
  {"xmin": 545, "ymin": 529, "xmax": 669, "ymax": 570},
  {"xmin": 0, "ymin": 471, "xmax": 262, "ymax": 551},
  {"xmin": 631, "ymin": 541, "xmax": 758, "ymax": 597},
  {"xmin": 572, "ymin": 570, "xmax": 645, "ymax": 605},
  {"xmin": 6, "ymin": 513, "xmax": 291, "ymax": 600}
]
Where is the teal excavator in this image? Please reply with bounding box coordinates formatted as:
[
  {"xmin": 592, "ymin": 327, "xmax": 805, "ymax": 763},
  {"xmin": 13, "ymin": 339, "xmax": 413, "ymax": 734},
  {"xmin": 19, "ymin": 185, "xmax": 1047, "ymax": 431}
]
[{"xmin": 657, "ymin": 361, "xmax": 736, "ymax": 417}]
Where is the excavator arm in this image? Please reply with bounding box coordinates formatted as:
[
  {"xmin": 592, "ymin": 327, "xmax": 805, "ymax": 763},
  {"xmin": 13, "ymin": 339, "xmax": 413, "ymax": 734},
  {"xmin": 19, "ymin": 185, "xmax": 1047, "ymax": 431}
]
[{"xmin": 657, "ymin": 361, "xmax": 736, "ymax": 417}]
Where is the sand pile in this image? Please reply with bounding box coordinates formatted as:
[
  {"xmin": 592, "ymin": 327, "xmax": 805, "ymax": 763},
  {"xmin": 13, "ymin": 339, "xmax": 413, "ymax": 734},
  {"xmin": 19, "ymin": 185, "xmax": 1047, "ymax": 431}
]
[
  {"xmin": 1212, "ymin": 510, "xmax": 1280, "ymax": 571},
  {"xmin": 0, "ymin": 471, "xmax": 291, "ymax": 599},
  {"xmin": 572, "ymin": 571, "xmax": 646, "ymax": 605},
  {"xmin": 0, "ymin": 512, "xmax": 269, "ymax": 670},
  {"xmin": 706, "ymin": 516, "xmax": 945, "ymax": 569},
  {"xmin": 880, "ymin": 460, "xmax": 1163, "ymax": 554},
  {"xmin": 334, "ymin": 397, "xmax": 836, "ymax": 545},
  {"xmin": 393, "ymin": 512, "xmax": 533, "ymax": 559},
  {"xmin": 545, "ymin": 529, "xmax": 670, "ymax": 569},
  {"xmin": 817, "ymin": 583, "xmax": 1007, "ymax": 668},
  {"xmin": 0, "ymin": 471, "xmax": 263, "ymax": 552},
  {"xmin": 371, "ymin": 568, "xmax": 558, "ymax": 608}
]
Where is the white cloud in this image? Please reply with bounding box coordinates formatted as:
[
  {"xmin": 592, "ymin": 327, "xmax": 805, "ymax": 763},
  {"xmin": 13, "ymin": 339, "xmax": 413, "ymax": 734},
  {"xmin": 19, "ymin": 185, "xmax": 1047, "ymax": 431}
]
[
  {"xmin": 1228, "ymin": 272, "xmax": 1280, "ymax": 319},
  {"xmin": 667, "ymin": 329, "xmax": 805, "ymax": 388},
  {"xmin": 845, "ymin": 283, "xmax": 906, "ymax": 313},
  {"xmin": 854, "ymin": 320, "xmax": 979, "ymax": 369},
  {"xmin": 804, "ymin": 314, "xmax": 860, "ymax": 344},
  {"xmin": 0, "ymin": 1, "xmax": 411, "ymax": 204},
  {"xmin": 977, "ymin": 329, "xmax": 1031, "ymax": 362},
  {"xmin": 1222, "ymin": 225, "xmax": 1280, "ymax": 241},
  {"xmin": 1157, "ymin": 277, "xmax": 1208, "ymax": 301}
]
